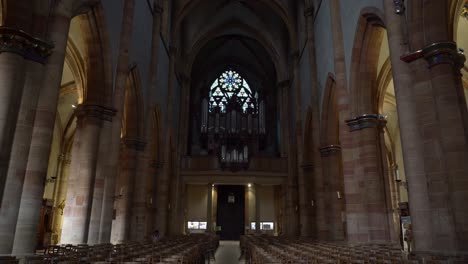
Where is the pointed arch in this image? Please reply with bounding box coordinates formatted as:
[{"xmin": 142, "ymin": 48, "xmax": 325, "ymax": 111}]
[
  {"xmin": 320, "ymin": 73, "xmax": 338, "ymax": 146},
  {"xmin": 449, "ymin": 0, "xmax": 466, "ymax": 41},
  {"xmin": 349, "ymin": 8, "xmax": 386, "ymax": 115},
  {"xmin": 77, "ymin": 3, "xmax": 113, "ymax": 106},
  {"xmin": 174, "ymin": 0, "xmax": 297, "ymax": 49},
  {"xmin": 64, "ymin": 39, "xmax": 86, "ymax": 103}
]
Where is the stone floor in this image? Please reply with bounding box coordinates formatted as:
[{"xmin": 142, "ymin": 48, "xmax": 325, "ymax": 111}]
[{"xmin": 211, "ymin": 240, "xmax": 245, "ymax": 264}]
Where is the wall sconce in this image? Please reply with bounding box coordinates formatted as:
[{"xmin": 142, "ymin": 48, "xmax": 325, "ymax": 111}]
[
  {"xmin": 310, "ymin": 200, "xmax": 314, "ymax": 207},
  {"xmin": 336, "ymin": 191, "xmax": 342, "ymax": 199},
  {"xmin": 393, "ymin": 0, "xmax": 405, "ymax": 14},
  {"xmin": 247, "ymin": 183, "xmax": 252, "ymax": 188}
]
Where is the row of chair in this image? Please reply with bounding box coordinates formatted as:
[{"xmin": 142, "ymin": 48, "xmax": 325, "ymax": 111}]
[
  {"xmin": 21, "ymin": 234, "xmax": 219, "ymax": 264},
  {"xmin": 240, "ymin": 235, "xmax": 468, "ymax": 264}
]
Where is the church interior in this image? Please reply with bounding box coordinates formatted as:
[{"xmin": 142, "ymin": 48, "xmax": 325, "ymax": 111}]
[{"xmin": 0, "ymin": 0, "xmax": 468, "ymax": 263}]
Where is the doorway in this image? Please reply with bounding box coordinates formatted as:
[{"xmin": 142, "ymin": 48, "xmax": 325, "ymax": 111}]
[{"xmin": 216, "ymin": 185, "xmax": 245, "ymax": 240}]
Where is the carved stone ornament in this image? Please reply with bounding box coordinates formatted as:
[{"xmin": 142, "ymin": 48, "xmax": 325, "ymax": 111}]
[
  {"xmin": 75, "ymin": 104, "xmax": 117, "ymax": 122},
  {"xmin": 319, "ymin": 145, "xmax": 342, "ymax": 157},
  {"xmin": 0, "ymin": 27, "xmax": 54, "ymax": 64},
  {"xmin": 345, "ymin": 114, "xmax": 387, "ymax": 132},
  {"xmin": 401, "ymin": 41, "xmax": 466, "ymax": 69}
]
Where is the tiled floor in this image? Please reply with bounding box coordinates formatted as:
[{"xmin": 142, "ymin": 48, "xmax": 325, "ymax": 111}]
[{"xmin": 212, "ymin": 240, "xmax": 245, "ymax": 264}]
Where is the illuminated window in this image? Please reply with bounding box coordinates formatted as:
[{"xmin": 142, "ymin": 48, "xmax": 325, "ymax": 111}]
[{"xmin": 209, "ymin": 69, "xmax": 258, "ymax": 113}]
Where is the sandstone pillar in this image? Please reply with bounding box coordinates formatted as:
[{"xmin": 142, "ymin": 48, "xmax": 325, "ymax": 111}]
[
  {"xmin": 129, "ymin": 142, "xmax": 148, "ymax": 241},
  {"xmin": 129, "ymin": 3, "xmax": 163, "ymax": 241},
  {"xmin": 304, "ymin": 5, "xmax": 326, "ymax": 240},
  {"xmin": 10, "ymin": 1, "xmax": 73, "ymax": 254},
  {"xmin": 88, "ymin": 119, "xmax": 114, "ymax": 245},
  {"xmin": 344, "ymin": 115, "xmax": 392, "ymax": 242},
  {"xmin": 385, "ymin": 0, "xmax": 468, "ymax": 254},
  {"xmin": 278, "ymin": 80, "xmax": 299, "ymax": 236},
  {"xmin": 96, "ymin": 0, "xmax": 135, "ymax": 244},
  {"xmin": 155, "ymin": 46, "xmax": 177, "ymax": 237},
  {"xmin": 0, "ymin": 27, "xmax": 53, "ymax": 254},
  {"xmin": 61, "ymin": 104, "xmax": 113, "ymax": 244},
  {"xmin": 319, "ymin": 145, "xmax": 345, "ymax": 240},
  {"xmin": 111, "ymin": 139, "xmax": 140, "ymax": 243}
]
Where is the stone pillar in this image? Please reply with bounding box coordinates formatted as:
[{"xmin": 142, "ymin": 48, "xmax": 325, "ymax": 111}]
[
  {"xmin": 155, "ymin": 45, "xmax": 177, "ymax": 237},
  {"xmin": 10, "ymin": 1, "xmax": 73, "ymax": 254},
  {"xmin": 129, "ymin": 141, "xmax": 148, "ymax": 241},
  {"xmin": 0, "ymin": 27, "xmax": 53, "ymax": 254},
  {"xmin": 319, "ymin": 145, "xmax": 345, "ymax": 241},
  {"xmin": 61, "ymin": 104, "xmax": 113, "ymax": 244},
  {"xmin": 278, "ymin": 80, "xmax": 299, "ymax": 236},
  {"xmin": 344, "ymin": 115, "xmax": 392, "ymax": 242},
  {"xmin": 111, "ymin": 139, "xmax": 141, "ymax": 243},
  {"xmin": 96, "ymin": 0, "xmax": 136, "ymax": 244},
  {"xmin": 386, "ymin": 0, "xmax": 468, "ymax": 254},
  {"xmin": 304, "ymin": 4, "xmax": 325, "ymax": 239},
  {"xmin": 88, "ymin": 119, "xmax": 115, "ymax": 245},
  {"xmin": 255, "ymin": 184, "xmax": 261, "ymax": 233},
  {"xmin": 206, "ymin": 184, "xmax": 213, "ymax": 233}
]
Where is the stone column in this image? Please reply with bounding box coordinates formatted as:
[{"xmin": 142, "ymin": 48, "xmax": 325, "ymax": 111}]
[
  {"xmin": 127, "ymin": 3, "xmax": 163, "ymax": 241},
  {"xmin": 0, "ymin": 27, "xmax": 53, "ymax": 254},
  {"xmin": 319, "ymin": 145, "xmax": 345, "ymax": 241},
  {"xmin": 96, "ymin": 0, "xmax": 136, "ymax": 244},
  {"xmin": 155, "ymin": 45, "xmax": 177, "ymax": 237},
  {"xmin": 385, "ymin": 0, "xmax": 468, "ymax": 254},
  {"xmin": 344, "ymin": 115, "xmax": 392, "ymax": 242},
  {"xmin": 10, "ymin": 1, "xmax": 73, "ymax": 254},
  {"xmin": 255, "ymin": 184, "xmax": 261, "ymax": 233},
  {"xmin": 304, "ymin": 4, "xmax": 325, "ymax": 239},
  {"xmin": 130, "ymin": 141, "xmax": 148, "ymax": 241},
  {"xmin": 206, "ymin": 184, "xmax": 213, "ymax": 233},
  {"xmin": 61, "ymin": 104, "xmax": 113, "ymax": 244},
  {"xmin": 111, "ymin": 139, "xmax": 140, "ymax": 243},
  {"xmin": 278, "ymin": 80, "xmax": 299, "ymax": 236},
  {"xmin": 88, "ymin": 119, "xmax": 114, "ymax": 245}
]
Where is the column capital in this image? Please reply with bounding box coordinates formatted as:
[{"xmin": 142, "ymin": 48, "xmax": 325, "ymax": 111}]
[
  {"xmin": 0, "ymin": 27, "xmax": 54, "ymax": 64},
  {"xmin": 401, "ymin": 41, "xmax": 466, "ymax": 69},
  {"xmin": 345, "ymin": 114, "xmax": 387, "ymax": 132},
  {"xmin": 75, "ymin": 104, "xmax": 117, "ymax": 122},
  {"xmin": 301, "ymin": 162, "xmax": 314, "ymax": 170},
  {"xmin": 122, "ymin": 138, "xmax": 147, "ymax": 151},
  {"xmin": 319, "ymin": 145, "xmax": 342, "ymax": 157}
]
